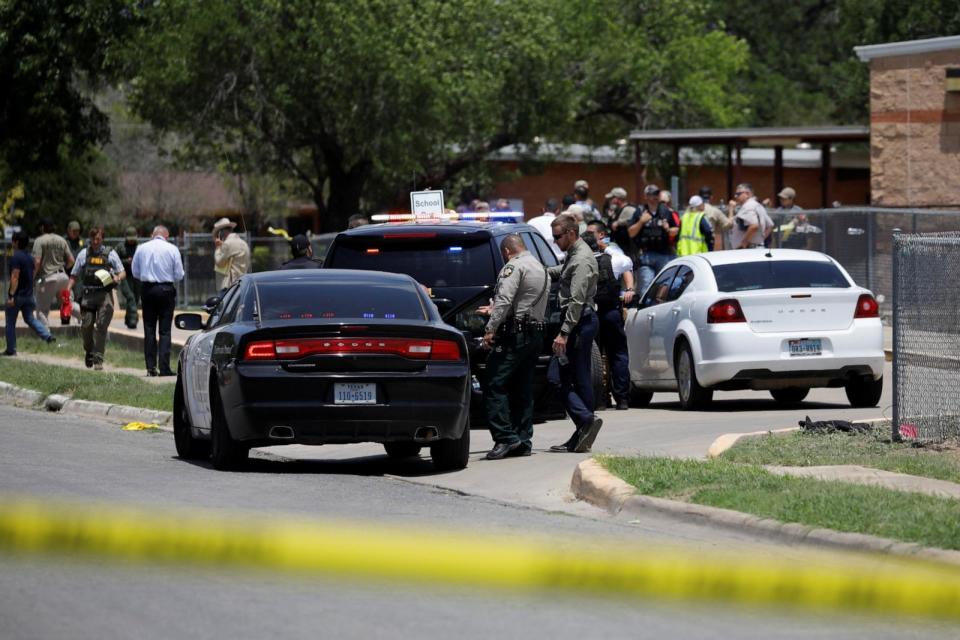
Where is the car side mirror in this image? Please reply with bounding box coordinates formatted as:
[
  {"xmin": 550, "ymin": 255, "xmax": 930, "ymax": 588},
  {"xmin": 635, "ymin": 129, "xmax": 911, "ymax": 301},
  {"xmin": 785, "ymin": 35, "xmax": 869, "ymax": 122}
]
[
  {"xmin": 175, "ymin": 313, "xmax": 205, "ymax": 331},
  {"xmin": 203, "ymin": 296, "xmax": 221, "ymax": 314}
]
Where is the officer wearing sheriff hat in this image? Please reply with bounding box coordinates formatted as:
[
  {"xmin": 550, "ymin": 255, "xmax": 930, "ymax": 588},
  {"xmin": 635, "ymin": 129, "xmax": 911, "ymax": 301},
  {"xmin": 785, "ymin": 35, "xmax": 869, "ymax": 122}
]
[{"xmin": 68, "ymin": 226, "xmax": 125, "ymax": 370}]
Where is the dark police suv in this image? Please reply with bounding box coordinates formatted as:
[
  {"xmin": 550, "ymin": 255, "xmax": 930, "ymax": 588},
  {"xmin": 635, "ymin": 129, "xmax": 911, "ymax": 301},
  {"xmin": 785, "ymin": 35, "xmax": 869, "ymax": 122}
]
[
  {"xmin": 324, "ymin": 220, "xmax": 605, "ymax": 424},
  {"xmin": 173, "ymin": 270, "xmax": 471, "ymax": 471}
]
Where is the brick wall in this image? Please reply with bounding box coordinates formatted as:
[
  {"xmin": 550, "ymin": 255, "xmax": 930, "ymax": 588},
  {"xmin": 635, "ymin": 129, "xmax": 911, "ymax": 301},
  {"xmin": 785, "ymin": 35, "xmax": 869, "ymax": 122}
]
[
  {"xmin": 490, "ymin": 161, "xmax": 868, "ymax": 219},
  {"xmin": 869, "ymin": 49, "xmax": 960, "ymax": 207}
]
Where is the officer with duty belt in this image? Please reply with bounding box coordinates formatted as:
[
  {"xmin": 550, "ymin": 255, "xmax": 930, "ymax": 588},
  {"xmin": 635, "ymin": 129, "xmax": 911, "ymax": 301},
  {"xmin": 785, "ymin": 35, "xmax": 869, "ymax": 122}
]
[
  {"xmin": 68, "ymin": 226, "xmax": 125, "ymax": 370},
  {"xmin": 479, "ymin": 234, "xmax": 548, "ymax": 460}
]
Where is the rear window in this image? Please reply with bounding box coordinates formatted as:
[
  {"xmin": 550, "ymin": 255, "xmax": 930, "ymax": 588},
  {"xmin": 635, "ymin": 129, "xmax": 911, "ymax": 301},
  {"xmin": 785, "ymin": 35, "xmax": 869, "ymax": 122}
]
[
  {"xmin": 712, "ymin": 260, "xmax": 850, "ymax": 292},
  {"xmin": 328, "ymin": 239, "xmax": 496, "ymax": 288},
  {"xmin": 256, "ymin": 281, "xmax": 426, "ymax": 321}
]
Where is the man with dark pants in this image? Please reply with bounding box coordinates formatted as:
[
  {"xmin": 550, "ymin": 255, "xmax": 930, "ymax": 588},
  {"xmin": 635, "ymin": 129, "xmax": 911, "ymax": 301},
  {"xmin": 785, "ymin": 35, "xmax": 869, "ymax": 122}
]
[
  {"xmin": 479, "ymin": 234, "xmax": 549, "ymax": 460},
  {"xmin": 5, "ymin": 232, "xmax": 55, "ymax": 356},
  {"xmin": 68, "ymin": 227, "xmax": 125, "ymax": 370},
  {"xmin": 132, "ymin": 226, "xmax": 184, "ymax": 376},
  {"xmin": 547, "ymin": 214, "xmax": 602, "ymax": 453}
]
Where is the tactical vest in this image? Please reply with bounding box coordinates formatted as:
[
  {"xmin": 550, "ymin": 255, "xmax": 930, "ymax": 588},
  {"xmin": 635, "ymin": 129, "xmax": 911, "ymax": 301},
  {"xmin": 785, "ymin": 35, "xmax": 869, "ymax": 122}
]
[
  {"xmin": 81, "ymin": 247, "xmax": 111, "ymax": 308},
  {"xmin": 593, "ymin": 251, "xmax": 620, "ymax": 310},
  {"xmin": 677, "ymin": 210, "xmax": 708, "ymax": 256},
  {"xmin": 636, "ymin": 205, "xmax": 670, "ymax": 253}
]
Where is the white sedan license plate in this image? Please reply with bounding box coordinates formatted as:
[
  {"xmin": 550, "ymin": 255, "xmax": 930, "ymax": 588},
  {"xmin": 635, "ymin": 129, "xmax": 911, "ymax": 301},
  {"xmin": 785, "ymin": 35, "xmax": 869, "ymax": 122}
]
[
  {"xmin": 788, "ymin": 338, "xmax": 822, "ymax": 357},
  {"xmin": 334, "ymin": 383, "xmax": 377, "ymax": 404}
]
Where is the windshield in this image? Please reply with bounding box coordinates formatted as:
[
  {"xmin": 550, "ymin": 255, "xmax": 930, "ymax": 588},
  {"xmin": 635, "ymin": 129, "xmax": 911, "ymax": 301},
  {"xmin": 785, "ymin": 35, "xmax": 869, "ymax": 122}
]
[
  {"xmin": 256, "ymin": 281, "xmax": 426, "ymax": 321},
  {"xmin": 329, "ymin": 239, "xmax": 496, "ymax": 288},
  {"xmin": 712, "ymin": 260, "xmax": 850, "ymax": 292}
]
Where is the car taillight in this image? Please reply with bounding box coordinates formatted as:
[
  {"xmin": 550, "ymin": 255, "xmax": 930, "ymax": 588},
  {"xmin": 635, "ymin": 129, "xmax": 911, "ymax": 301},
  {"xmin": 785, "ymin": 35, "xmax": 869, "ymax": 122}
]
[
  {"xmin": 707, "ymin": 299, "xmax": 746, "ymax": 324},
  {"xmin": 244, "ymin": 337, "xmax": 463, "ymax": 361},
  {"xmin": 854, "ymin": 294, "xmax": 879, "ymax": 319},
  {"xmin": 244, "ymin": 340, "xmax": 277, "ymax": 360}
]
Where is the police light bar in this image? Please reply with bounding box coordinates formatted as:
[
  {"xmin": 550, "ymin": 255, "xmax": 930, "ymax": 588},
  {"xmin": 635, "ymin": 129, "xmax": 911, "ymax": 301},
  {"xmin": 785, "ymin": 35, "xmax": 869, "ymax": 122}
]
[{"xmin": 370, "ymin": 212, "xmax": 524, "ymax": 223}]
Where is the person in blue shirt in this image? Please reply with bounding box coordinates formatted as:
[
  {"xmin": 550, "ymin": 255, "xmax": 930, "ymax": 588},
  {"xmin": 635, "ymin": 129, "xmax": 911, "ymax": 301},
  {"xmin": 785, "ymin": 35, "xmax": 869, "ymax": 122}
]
[{"xmin": 5, "ymin": 231, "xmax": 55, "ymax": 356}]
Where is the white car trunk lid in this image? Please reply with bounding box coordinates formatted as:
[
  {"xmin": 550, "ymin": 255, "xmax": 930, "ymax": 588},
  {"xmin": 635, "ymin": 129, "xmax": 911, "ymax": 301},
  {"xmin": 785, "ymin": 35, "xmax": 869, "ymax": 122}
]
[{"xmin": 737, "ymin": 289, "xmax": 858, "ymax": 333}]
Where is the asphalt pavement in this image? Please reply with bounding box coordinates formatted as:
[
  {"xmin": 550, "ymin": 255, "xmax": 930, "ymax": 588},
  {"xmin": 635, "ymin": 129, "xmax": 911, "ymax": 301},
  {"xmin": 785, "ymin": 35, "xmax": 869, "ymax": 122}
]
[{"xmin": 4, "ymin": 401, "xmax": 957, "ymax": 639}]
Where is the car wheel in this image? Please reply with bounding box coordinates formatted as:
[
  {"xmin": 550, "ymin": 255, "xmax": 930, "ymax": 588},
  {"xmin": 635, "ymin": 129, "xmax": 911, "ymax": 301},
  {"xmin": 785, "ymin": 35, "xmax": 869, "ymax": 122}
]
[
  {"xmin": 629, "ymin": 384, "xmax": 653, "ymax": 408},
  {"xmin": 769, "ymin": 387, "xmax": 810, "ymax": 405},
  {"xmin": 173, "ymin": 373, "xmax": 210, "ymax": 460},
  {"xmin": 210, "ymin": 387, "xmax": 248, "ymax": 471},
  {"xmin": 591, "ymin": 342, "xmax": 608, "ymax": 410},
  {"xmin": 383, "ymin": 442, "xmax": 422, "ymax": 459},
  {"xmin": 845, "ymin": 375, "xmax": 883, "ymax": 408},
  {"xmin": 675, "ymin": 342, "xmax": 713, "ymax": 410},
  {"xmin": 431, "ymin": 419, "xmax": 470, "ymax": 472}
]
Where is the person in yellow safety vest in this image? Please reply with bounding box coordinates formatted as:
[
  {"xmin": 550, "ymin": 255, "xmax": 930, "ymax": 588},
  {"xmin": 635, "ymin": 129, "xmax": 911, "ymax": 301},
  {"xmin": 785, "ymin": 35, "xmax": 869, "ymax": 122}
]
[{"xmin": 677, "ymin": 195, "xmax": 715, "ymax": 256}]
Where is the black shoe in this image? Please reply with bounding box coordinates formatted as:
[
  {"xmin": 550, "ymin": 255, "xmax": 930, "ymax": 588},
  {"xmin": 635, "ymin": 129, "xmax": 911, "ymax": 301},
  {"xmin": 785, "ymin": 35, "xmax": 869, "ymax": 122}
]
[
  {"xmin": 147, "ymin": 369, "xmax": 159, "ymax": 377},
  {"xmin": 84, "ymin": 352, "xmax": 93, "ymax": 368},
  {"xmin": 615, "ymin": 399, "xmax": 629, "ymax": 410},
  {"xmin": 2, "ymin": 350, "xmax": 15, "ymax": 356},
  {"xmin": 44, "ymin": 335, "xmax": 56, "ymax": 344},
  {"xmin": 486, "ymin": 442, "xmax": 521, "ymax": 460},
  {"xmin": 506, "ymin": 443, "xmax": 532, "ymax": 457},
  {"xmin": 549, "ymin": 437, "xmax": 577, "ymax": 453},
  {"xmin": 574, "ymin": 417, "xmax": 603, "ymax": 453},
  {"xmin": 126, "ymin": 323, "xmax": 138, "ymax": 330},
  {"xmin": 158, "ymin": 370, "xmax": 175, "ymax": 377}
]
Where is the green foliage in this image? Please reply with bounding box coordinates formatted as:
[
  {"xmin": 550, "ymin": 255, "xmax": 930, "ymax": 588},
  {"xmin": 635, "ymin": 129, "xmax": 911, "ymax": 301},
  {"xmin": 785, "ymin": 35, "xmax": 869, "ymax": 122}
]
[{"xmin": 126, "ymin": 0, "xmax": 747, "ymax": 228}]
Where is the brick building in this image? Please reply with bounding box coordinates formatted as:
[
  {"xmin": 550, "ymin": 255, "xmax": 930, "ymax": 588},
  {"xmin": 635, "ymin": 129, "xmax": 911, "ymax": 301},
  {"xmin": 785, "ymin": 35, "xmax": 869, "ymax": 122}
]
[{"xmin": 856, "ymin": 35, "xmax": 960, "ymax": 207}]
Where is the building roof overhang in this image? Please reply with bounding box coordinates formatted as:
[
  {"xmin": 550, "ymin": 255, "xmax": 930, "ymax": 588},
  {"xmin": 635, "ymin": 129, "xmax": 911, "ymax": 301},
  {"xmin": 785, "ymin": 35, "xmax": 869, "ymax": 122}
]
[
  {"xmin": 855, "ymin": 35, "xmax": 960, "ymax": 62},
  {"xmin": 628, "ymin": 126, "xmax": 869, "ymax": 146}
]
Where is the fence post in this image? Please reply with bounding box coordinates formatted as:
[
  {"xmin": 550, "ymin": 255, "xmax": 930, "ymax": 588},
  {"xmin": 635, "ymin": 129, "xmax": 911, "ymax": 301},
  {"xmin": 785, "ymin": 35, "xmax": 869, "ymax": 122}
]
[
  {"xmin": 891, "ymin": 230, "xmax": 900, "ymax": 443},
  {"xmin": 181, "ymin": 234, "xmax": 189, "ymax": 309},
  {"xmin": 866, "ymin": 211, "xmax": 874, "ymax": 293}
]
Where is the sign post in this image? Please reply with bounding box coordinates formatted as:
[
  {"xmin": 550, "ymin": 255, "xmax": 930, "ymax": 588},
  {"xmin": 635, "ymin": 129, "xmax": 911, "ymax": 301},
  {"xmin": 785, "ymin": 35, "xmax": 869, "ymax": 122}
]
[{"xmin": 410, "ymin": 190, "xmax": 445, "ymax": 220}]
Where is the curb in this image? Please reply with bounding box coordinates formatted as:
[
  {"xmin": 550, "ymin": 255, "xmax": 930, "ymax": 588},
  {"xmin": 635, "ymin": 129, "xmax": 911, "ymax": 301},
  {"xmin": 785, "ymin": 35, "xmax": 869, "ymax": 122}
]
[
  {"xmin": 572, "ymin": 458, "xmax": 960, "ymax": 567},
  {"xmin": 0, "ymin": 380, "xmax": 172, "ymax": 431}
]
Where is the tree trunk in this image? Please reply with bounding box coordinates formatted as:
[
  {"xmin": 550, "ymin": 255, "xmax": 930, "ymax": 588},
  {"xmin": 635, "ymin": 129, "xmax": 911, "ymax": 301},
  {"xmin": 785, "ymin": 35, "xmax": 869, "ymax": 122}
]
[{"xmin": 320, "ymin": 162, "xmax": 370, "ymax": 232}]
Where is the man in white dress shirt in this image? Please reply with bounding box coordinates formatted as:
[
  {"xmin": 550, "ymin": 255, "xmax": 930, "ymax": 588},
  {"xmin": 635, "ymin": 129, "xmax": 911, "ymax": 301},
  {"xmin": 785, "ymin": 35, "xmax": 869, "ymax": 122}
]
[
  {"xmin": 131, "ymin": 226, "xmax": 185, "ymax": 377},
  {"xmin": 527, "ymin": 198, "xmax": 564, "ymax": 260}
]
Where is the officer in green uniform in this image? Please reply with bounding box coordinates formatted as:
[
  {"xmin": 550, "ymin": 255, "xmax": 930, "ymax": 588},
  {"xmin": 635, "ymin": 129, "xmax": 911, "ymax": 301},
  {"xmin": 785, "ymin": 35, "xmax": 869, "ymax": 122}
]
[
  {"xmin": 68, "ymin": 226, "xmax": 125, "ymax": 370},
  {"xmin": 114, "ymin": 226, "xmax": 141, "ymax": 329},
  {"xmin": 479, "ymin": 234, "xmax": 549, "ymax": 460}
]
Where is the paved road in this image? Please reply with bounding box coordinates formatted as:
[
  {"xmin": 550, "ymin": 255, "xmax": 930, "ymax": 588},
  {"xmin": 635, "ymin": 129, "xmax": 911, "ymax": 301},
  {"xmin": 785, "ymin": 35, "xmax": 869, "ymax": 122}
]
[{"xmin": 3, "ymin": 403, "xmax": 956, "ymax": 639}]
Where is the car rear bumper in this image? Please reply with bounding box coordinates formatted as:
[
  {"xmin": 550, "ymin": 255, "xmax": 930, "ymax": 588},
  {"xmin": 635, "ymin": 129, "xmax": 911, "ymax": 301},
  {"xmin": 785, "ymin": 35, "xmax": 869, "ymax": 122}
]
[
  {"xmin": 695, "ymin": 319, "xmax": 884, "ymax": 388},
  {"xmin": 221, "ymin": 363, "xmax": 470, "ymax": 445}
]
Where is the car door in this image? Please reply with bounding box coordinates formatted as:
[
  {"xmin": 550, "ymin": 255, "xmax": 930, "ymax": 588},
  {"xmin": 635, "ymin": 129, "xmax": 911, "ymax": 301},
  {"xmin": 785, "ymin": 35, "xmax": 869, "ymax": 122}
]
[
  {"xmin": 186, "ymin": 283, "xmax": 242, "ymax": 431},
  {"xmin": 627, "ymin": 265, "xmax": 679, "ymax": 383},
  {"xmin": 659, "ymin": 265, "xmax": 695, "ymax": 380}
]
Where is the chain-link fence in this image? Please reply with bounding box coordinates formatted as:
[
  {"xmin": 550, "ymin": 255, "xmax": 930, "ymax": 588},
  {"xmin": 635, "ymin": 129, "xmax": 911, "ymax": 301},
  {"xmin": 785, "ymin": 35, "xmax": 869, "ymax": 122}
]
[
  {"xmin": 892, "ymin": 232, "xmax": 960, "ymax": 444},
  {"xmin": 4, "ymin": 209, "xmax": 960, "ymax": 312}
]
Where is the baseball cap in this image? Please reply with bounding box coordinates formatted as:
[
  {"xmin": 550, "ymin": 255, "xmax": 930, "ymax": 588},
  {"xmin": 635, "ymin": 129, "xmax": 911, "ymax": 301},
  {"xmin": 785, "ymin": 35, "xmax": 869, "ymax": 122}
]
[
  {"xmin": 698, "ymin": 186, "xmax": 713, "ymax": 197},
  {"xmin": 67, "ymin": 221, "xmax": 80, "ymax": 232},
  {"xmin": 643, "ymin": 184, "xmax": 661, "ymax": 196},
  {"xmin": 290, "ymin": 234, "xmax": 310, "ymax": 255},
  {"xmin": 605, "ymin": 187, "xmax": 627, "ymax": 199},
  {"xmin": 778, "ymin": 187, "xmax": 797, "ymax": 199},
  {"xmin": 574, "ymin": 179, "xmax": 589, "ymax": 190},
  {"xmin": 125, "ymin": 226, "xmax": 137, "ymax": 240},
  {"xmin": 688, "ymin": 195, "xmax": 704, "ymax": 208}
]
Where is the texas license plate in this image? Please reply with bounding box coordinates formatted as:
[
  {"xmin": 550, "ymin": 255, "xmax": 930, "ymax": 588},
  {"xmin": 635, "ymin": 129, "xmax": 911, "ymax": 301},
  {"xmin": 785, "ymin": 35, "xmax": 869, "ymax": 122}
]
[
  {"xmin": 334, "ymin": 383, "xmax": 377, "ymax": 404},
  {"xmin": 788, "ymin": 338, "xmax": 822, "ymax": 357}
]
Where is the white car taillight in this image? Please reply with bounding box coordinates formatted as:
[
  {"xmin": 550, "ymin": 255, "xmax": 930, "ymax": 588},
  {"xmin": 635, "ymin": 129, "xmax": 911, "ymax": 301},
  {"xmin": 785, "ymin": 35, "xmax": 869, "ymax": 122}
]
[
  {"xmin": 707, "ymin": 299, "xmax": 747, "ymax": 324},
  {"xmin": 854, "ymin": 294, "xmax": 879, "ymax": 319}
]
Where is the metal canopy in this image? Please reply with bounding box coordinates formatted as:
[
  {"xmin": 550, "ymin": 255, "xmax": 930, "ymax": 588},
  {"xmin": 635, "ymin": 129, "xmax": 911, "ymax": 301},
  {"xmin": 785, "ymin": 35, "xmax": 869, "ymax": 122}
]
[{"xmin": 627, "ymin": 126, "xmax": 870, "ymax": 207}]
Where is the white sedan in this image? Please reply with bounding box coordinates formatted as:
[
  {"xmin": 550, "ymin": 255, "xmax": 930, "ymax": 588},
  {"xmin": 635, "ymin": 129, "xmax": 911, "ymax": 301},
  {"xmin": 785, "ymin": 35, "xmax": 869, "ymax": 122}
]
[{"xmin": 624, "ymin": 249, "xmax": 885, "ymax": 410}]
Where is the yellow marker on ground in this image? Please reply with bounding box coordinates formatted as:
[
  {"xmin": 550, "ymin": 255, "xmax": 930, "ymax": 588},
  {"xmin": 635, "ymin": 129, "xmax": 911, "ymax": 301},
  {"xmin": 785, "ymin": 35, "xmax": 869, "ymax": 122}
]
[{"xmin": 121, "ymin": 422, "xmax": 161, "ymax": 431}]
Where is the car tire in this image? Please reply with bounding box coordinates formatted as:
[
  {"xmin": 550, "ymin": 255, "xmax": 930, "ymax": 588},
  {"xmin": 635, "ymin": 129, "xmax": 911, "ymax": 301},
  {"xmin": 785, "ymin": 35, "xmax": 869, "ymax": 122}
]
[
  {"xmin": 431, "ymin": 420, "xmax": 470, "ymax": 472},
  {"xmin": 210, "ymin": 387, "xmax": 248, "ymax": 471},
  {"xmin": 173, "ymin": 373, "xmax": 210, "ymax": 460},
  {"xmin": 845, "ymin": 375, "xmax": 883, "ymax": 408},
  {"xmin": 629, "ymin": 384, "xmax": 653, "ymax": 408},
  {"xmin": 591, "ymin": 342, "xmax": 608, "ymax": 410},
  {"xmin": 675, "ymin": 342, "xmax": 713, "ymax": 410},
  {"xmin": 769, "ymin": 387, "xmax": 810, "ymax": 404},
  {"xmin": 383, "ymin": 442, "xmax": 422, "ymax": 459}
]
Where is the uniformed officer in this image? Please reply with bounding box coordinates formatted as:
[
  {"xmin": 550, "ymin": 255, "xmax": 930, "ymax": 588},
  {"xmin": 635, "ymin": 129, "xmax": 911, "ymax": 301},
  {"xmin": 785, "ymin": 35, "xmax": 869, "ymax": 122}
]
[
  {"xmin": 547, "ymin": 213, "xmax": 602, "ymax": 453},
  {"xmin": 68, "ymin": 226, "xmax": 125, "ymax": 370},
  {"xmin": 479, "ymin": 234, "xmax": 549, "ymax": 460},
  {"xmin": 114, "ymin": 226, "xmax": 141, "ymax": 328}
]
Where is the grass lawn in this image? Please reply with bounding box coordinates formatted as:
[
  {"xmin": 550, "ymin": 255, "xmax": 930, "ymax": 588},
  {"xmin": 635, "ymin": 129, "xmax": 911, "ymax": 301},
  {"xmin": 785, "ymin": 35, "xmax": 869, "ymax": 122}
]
[
  {"xmin": 13, "ymin": 332, "xmax": 180, "ymax": 371},
  {"xmin": 722, "ymin": 428, "xmax": 960, "ymax": 485},
  {"xmin": 0, "ymin": 357, "xmax": 174, "ymax": 412},
  {"xmin": 601, "ymin": 456, "xmax": 960, "ymax": 551}
]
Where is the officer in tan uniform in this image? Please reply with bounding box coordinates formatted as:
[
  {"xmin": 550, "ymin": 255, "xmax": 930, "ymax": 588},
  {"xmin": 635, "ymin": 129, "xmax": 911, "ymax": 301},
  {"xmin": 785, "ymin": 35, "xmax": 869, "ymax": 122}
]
[{"xmin": 479, "ymin": 234, "xmax": 549, "ymax": 460}]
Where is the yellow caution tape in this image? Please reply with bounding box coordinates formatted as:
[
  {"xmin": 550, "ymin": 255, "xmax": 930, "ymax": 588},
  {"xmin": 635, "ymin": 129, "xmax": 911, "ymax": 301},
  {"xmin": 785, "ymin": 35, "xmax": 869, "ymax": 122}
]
[
  {"xmin": 121, "ymin": 422, "xmax": 160, "ymax": 431},
  {"xmin": 0, "ymin": 497, "xmax": 959, "ymax": 619}
]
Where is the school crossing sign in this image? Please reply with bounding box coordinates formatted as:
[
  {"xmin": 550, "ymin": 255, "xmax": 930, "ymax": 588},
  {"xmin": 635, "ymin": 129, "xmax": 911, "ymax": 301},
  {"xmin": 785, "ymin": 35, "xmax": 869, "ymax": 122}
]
[{"xmin": 410, "ymin": 190, "xmax": 444, "ymax": 220}]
